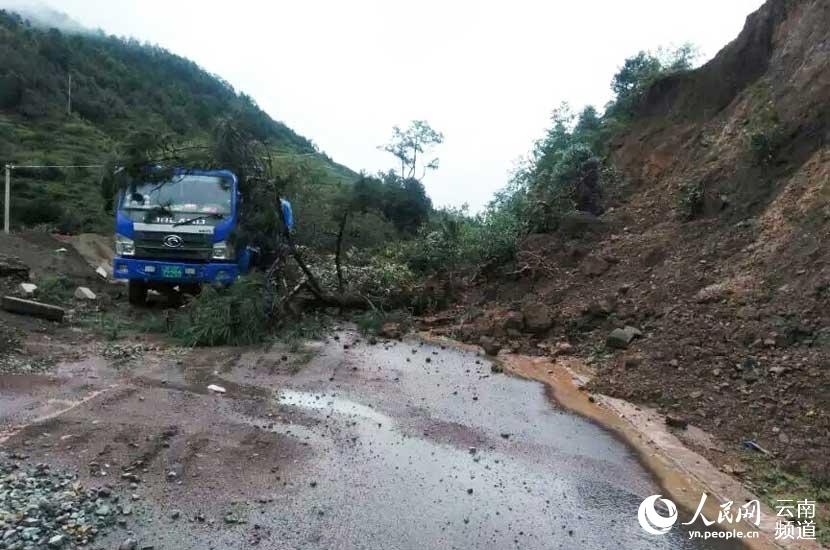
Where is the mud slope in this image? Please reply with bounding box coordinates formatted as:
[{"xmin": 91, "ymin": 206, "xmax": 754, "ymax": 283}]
[{"xmin": 442, "ymin": 0, "xmax": 830, "ymax": 482}]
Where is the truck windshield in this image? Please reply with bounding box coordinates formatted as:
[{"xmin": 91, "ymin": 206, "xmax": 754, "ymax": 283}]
[{"xmin": 120, "ymin": 174, "xmax": 233, "ymax": 215}]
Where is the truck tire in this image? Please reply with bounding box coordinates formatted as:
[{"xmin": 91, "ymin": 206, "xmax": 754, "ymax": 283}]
[{"xmin": 128, "ymin": 281, "xmax": 148, "ymax": 306}]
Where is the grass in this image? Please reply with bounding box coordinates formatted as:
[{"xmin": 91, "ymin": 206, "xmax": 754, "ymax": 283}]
[
  {"xmin": 744, "ymin": 453, "xmax": 830, "ymax": 544},
  {"xmin": 35, "ymin": 274, "xmax": 76, "ymax": 305}
]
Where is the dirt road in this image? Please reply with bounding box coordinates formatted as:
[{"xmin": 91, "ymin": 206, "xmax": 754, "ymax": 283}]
[{"xmin": 1, "ymin": 330, "xmax": 736, "ymax": 549}]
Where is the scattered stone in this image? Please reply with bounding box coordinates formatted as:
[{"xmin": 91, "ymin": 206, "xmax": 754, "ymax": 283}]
[
  {"xmin": 48, "ymin": 534, "xmax": 66, "ymax": 548},
  {"xmin": 521, "ymin": 303, "xmax": 553, "ymax": 334},
  {"xmin": 581, "ymin": 255, "xmax": 610, "ymax": 277},
  {"xmin": 695, "ymin": 282, "xmax": 730, "ymax": 303},
  {"xmin": 379, "ymin": 322, "xmax": 402, "ymax": 339},
  {"xmin": 19, "ymin": 282, "xmax": 37, "ymax": 296},
  {"xmin": 96, "ymin": 265, "xmax": 109, "ymax": 279},
  {"xmin": 119, "ymin": 538, "xmax": 138, "ymax": 550},
  {"xmin": 665, "ymin": 416, "xmax": 689, "ymax": 430},
  {"xmin": 0, "ymin": 254, "xmax": 29, "ymax": 279},
  {"xmin": 479, "ymin": 336, "xmax": 502, "ymax": 356},
  {"xmin": 74, "ymin": 286, "xmax": 97, "ymax": 300},
  {"xmin": 207, "ymin": 384, "xmax": 227, "ymax": 394},
  {"xmin": 606, "ymin": 326, "xmax": 642, "ymax": 349},
  {"xmin": 554, "ymin": 342, "xmax": 574, "ymax": 356}
]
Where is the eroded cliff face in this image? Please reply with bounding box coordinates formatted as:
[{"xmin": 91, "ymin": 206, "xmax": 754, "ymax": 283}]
[{"xmin": 441, "ymin": 0, "xmax": 830, "ymax": 481}]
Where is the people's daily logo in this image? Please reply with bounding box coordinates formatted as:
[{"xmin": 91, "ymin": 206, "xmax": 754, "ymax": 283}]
[{"xmin": 638, "ymin": 495, "xmax": 678, "ymax": 535}]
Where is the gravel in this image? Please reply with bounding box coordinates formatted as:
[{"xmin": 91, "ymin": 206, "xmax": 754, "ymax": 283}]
[
  {"xmin": 0, "ymin": 355, "xmax": 53, "ymax": 375},
  {"xmin": 0, "ymin": 458, "xmax": 124, "ymax": 548}
]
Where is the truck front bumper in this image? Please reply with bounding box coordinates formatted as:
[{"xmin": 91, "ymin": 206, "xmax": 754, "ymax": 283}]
[{"xmin": 112, "ymin": 258, "xmax": 239, "ymax": 285}]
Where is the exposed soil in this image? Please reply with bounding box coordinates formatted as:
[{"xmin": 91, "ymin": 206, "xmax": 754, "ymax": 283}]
[{"xmin": 422, "ymin": 0, "xmax": 830, "ymax": 534}]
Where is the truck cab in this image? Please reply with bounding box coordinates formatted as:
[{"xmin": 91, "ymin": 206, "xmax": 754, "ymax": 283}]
[{"xmin": 112, "ymin": 168, "xmax": 249, "ymax": 305}]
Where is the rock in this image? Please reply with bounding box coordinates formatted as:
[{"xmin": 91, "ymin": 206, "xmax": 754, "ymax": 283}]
[
  {"xmin": 74, "ymin": 287, "xmax": 97, "ymax": 300},
  {"xmin": 606, "ymin": 326, "xmax": 642, "ymax": 349},
  {"xmin": 48, "ymin": 535, "xmax": 66, "ymax": 548},
  {"xmin": 665, "ymin": 416, "xmax": 688, "ymax": 430},
  {"xmin": 119, "ymin": 538, "xmax": 138, "ymax": 550},
  {"xmin": 96, "ymin": 265, "xmax": 108, "ymax": 279},
  {"xmin": 0, "ymin": 254, "xmax": 29, "ymax": 279},
  {"xmin": 379, "ymin": 322, "xmax": 402, "ymax": 339},
  {"xmin": 1, "ymin": 296, "xmax": 65, "ymax": 322},
  {"xmin": 521, "ymin": 303, "xmax": 553, "ymax": 334},
  {"xmin": 580, "ymin": 255, "xmax": 610, "ymax": 277},
  {"xmin": 558, "ymin": 211, "xmax": 606, "ymax": 238},
  {"xmin": 554, "ymin": 342, "xmax": 574, "ymax": 356},
  {"xmin": 95, "ymin": 504, "xmax": 111, "ymax": 516},
  {"xmin": 497, "ymin": 311, "xmax": 522, "ymax": 331},
  {"xmin": 479, "ymin": 336, "xmax": 502, "ymax": 356},
  {"xmin": 695, "ymin": 283, "xmax": 730, "ymax": 303},
  {"xmin": 207, "ymin": 384, "xmax": 226, "ymax": 394},
  {"xmin": 170, "ymin": 510, "xmax": 181, "ymax": 520},
  {"xmin": 19, "ymin": 283, "xmax": 37, "ymax": 296}
]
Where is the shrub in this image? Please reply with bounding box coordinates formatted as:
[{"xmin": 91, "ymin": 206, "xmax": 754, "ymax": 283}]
[
  {"xmin": 36, "ymin": 275, "xmax": 75, "ymax": 305},
  {"xmin": 678, "ymin": 181, "xmax": 705, "ymax": 220},
  {"xmin": 170, "ymin": 276, "xmax": 268, "ymax": 346},
  {"xmin": 749, "ymin": 129, "xmax": 783, "ymax": 166},
  {"xmin": 15, "ymin": 197, "xmax": 64, "ymax": 226}
]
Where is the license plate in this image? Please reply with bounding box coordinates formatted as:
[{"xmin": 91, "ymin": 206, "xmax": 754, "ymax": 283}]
[{"xmin": 161, "ymin": 266, "xmax": 183, "ymax": 279}]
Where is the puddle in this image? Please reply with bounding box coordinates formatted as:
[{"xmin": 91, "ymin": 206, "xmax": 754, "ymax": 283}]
[{"xmin": 277, "ymin": 389, "xmax": 390, "ymax": 425}]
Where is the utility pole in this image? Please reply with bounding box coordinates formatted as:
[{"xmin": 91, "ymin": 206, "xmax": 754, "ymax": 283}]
[
  {"xmin": 4, "ymin": 164, "xmax": 10, "ymax": 235},
  {"xmin": 67, "ymin": 72, "xmax": 72, "ymax": 116}
]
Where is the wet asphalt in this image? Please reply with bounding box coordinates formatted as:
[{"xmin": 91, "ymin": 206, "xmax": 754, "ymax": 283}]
[{"xmin": 0, "ymin": 332, "xmax": 738, "ymax": 549}]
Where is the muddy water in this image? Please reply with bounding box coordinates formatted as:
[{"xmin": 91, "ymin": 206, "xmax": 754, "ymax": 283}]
[{"xmin": 268, "ymin": 335, "xmax": 734, "ymax": 549}]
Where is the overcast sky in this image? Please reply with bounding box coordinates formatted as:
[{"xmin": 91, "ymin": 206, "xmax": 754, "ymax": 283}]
[{"xmin": 13, "ymin": 0, "xmax": 764, "ymax": 210}]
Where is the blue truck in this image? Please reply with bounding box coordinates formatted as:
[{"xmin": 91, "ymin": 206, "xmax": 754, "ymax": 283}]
[{"xmin": 112, "ymin": 168, "xmax": 292, "ymax": 305}]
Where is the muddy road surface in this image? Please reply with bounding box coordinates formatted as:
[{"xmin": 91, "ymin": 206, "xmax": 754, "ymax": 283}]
[{"xmin": 1, "ymin": 331, "xmax": 736, "ymax": 549}]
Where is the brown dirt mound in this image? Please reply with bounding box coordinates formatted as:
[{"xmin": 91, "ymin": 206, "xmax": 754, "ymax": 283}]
[{"xmin": 438, "ymin": 0, "xmax": 830, "ymax": 484}]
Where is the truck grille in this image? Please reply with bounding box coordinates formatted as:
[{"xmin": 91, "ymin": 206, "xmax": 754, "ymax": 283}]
[{"xmin": 133, "ymin": 231, "xmax": 213, "ymax": 261}]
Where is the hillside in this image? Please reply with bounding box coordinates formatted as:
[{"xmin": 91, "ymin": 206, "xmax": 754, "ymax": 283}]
[
  {"xmin": 0, "ymin": 9, "xmax": 355, "ymax": 232},
  {"xmin": 434, "ymin": 0, "xmax": 830, "ymax": 498}
]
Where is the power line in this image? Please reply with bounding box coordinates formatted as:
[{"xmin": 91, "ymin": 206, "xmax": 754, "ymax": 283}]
[{"xmin": 7, "ymin": 164, "xmax": 104, "ymax": 169}]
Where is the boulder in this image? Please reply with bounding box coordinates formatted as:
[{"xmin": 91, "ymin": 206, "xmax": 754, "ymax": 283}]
[
  {"xmin": 479, "ymin": 336, "xmax": 502, "ymax": 356},
  {"xmin": 580, "ymin": 255, "xmax": 610, "ymax": 277},
  {"xmin": 521, "ymin": 303, "xmax": 553, "ymax": 334},
  {"xmin": 379, "ymin": 322, "xmax": 402, "ymax": 339},
  {"xmin": 558, "ymin": 211, "xmax": 606, "ymax": 238},
  {"xmin": 500, "ymin": 311, "xmax": 524, "ymax": 331},
  {"xmin": 19, "ymin": 283, "xmax": 37, "ymax": 296},
  {"xmin": 1, "ymin": 296, "xmax": 65, "ymax": 322},
  {"xmin": 0, "ymin": 254, "xmax": 28, "ymax": 279},
  {"xmin": 606, "ymin": 326, "xmax": 643, "ymax": 349},
  {"xmin": 665, "ymin": 416, "xmax": 688, "ymax": 430},
  {"xmin": 74, "ymin": 287, "xmax": 97, "ymax": 300},
  {"xmin": 554, "ymin": 342, "xmax": 574, "ymax": 355},
  {"xmin": 695, "ymin": 282, "xmax": 730, "ymax": 303}
]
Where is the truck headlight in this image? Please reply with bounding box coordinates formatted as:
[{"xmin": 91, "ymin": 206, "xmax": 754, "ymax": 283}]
[
  {"xmin": 115, "ymin": 234, "xmax": 135, "ymax": 256},
  {"xmin": 212, "ymin": 241, "xmax": 233, "ymax": 260}
]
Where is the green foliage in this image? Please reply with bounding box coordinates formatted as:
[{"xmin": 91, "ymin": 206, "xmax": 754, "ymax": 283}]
[
  {"xmin": 750, "ymin": 131, "xmax": 781, "ymax": 165},
  {"xmin": 678, "ymin": 180, "xmax": 705, "ymax": 220},
  {"xmin": 380, "ymin": 120, "xmax": 444, "ymax": 181},
  {"xmin": 35, "ymin": 274, "xmax": 74, "ymax": 305},
  {"xmin": 607, "ymin": 44, "xmax": 698, "ymax": 119},
  {"xmin": 170, "ymin": 277, "xmax": 268, "ymax": 347},
  {"xmin": 0, "ymin": 10, "xmax": 355, "ymax": 233},
  {"xmin": 14, "ymin": 196, "xmax": 64, "ymax": 226}
]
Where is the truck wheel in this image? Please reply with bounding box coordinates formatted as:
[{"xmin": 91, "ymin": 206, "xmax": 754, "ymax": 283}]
[{"xmin": 128, "ymin": 281, "xmax": 147, "ymax": 306}]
